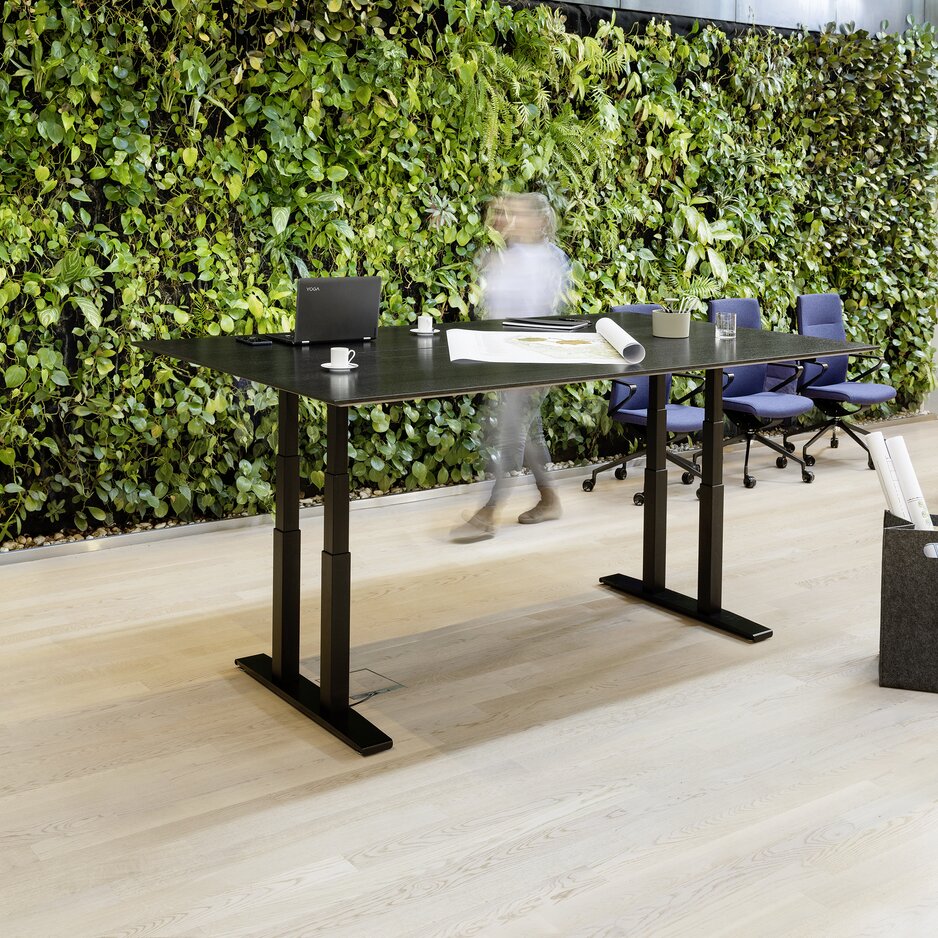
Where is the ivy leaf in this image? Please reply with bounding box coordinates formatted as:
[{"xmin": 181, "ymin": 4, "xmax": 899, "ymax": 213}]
[
  {"xmin": 706, "ymin": 247, "xmax": 728, "ymax": 282},
  {"xmin": 326, "ymin": 166, "xmax": 348, "ymax": 182},
  {"xmin": 247, "ymin": 294, "xmax": 264, "ymax": 318},
  {"xmin": 272, "ymin": 206, "xmax": 290, "ymax": 234},
  {"xmin": 38, "ymin": 306, "xmax": 60, "ymax": 327},
  {"xmin": 37, "ymin": 108, "xmax": 65, "ymax": 145},
  {"xmin": 5, "ymin": 365, "xmax": 27, "ymax": 387},
  {"xmin": 71, "ymin": 296, "xmax": 102, "ymax": 328}
]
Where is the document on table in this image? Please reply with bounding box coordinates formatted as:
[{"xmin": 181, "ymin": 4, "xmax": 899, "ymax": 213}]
[{"xmin": 447, "ymin": 317, "xmax": 646, "ymax": 365}]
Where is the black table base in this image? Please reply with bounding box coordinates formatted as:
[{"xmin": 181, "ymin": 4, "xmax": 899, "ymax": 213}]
[
  {"xmin": 599, "ymin": 370, "xmax": 771, "ymax": 644},
  {"xmin": 235, "ymin": 653, "xmax": 392, "ymax": 755},
  {"xmin": 598, "ymin": 574, "xmax": 773, "ymax": 642}
]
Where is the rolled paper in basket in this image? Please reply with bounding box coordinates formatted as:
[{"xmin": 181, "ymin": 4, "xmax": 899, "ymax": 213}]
[
  {"xmin": 867, "ymin": 431, "xmax": 910, "ymax": 522},
  {"xmin": 596, "ymin": 317, "xmax": 646, "ymax": 364},
  {"xmin": 885, "ymin": 435, "xmax": 934, "ymax": 531}
]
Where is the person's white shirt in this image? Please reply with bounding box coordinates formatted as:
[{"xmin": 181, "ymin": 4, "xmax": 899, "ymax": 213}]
[{"xmin": 479, "ymin": 241, "xmax": 569, "ymax": 320}]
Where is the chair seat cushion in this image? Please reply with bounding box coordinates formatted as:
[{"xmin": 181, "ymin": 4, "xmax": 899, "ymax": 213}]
[
  {"xmin": 802, "ymin": 381, "xmax": 896, "ymax": 405},
  {"xmin": 616, "ymin": 404, "xmax": 705, "ymax": 434},
  {"xmin": 724, "ymin": 392, "xmax": 814, "ymax": 419}
]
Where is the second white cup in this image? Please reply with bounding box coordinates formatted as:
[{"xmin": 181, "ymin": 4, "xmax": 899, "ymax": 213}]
[
  {"xmin": 416, "ymin": 314, "xmax": 434, "ymax": 334},
  {"xmin": 330, "ymin": 346, "xmax": 356, "ymax": 367}
]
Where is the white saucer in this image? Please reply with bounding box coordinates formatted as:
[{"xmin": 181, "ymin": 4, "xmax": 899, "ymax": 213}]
[
  {"xmin": 321, "ymin": 362, "xmax": 358, "ymax": 371},
  {"xmin": 410, "ymin": 328, "xmax": 440, "ymax": 335}
]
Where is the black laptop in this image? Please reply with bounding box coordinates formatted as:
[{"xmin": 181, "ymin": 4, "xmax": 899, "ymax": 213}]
[{"xmin": 269, "ymin": 276, "xmax": 382, "ymax": 346}]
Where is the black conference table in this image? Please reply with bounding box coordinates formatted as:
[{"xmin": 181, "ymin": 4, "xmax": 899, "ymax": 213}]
[{"xmin": 140, "ymin": 313, "xmax": 874, "ymax": 755}]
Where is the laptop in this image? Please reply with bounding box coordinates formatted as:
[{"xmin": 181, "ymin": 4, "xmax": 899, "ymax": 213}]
[{"xmin": 269, "ymin": 276, "xmax": 381, "ymax": 346}]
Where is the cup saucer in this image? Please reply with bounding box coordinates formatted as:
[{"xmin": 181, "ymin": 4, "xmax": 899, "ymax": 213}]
[
  {"xmin": 321, "ymin": 362, "xmax": 358, "ymax": 371},
  {"xmin": 410, "ymin": 328, "xmax": 440, "ymax": 335}
]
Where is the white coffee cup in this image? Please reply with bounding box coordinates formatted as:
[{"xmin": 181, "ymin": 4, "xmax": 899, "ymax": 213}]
[
  {"xmin": 416, "ymin": 314, "xmax": 434, "ymax": 334},
  {"xmin": 329, "ymin": 346, "xmax": 356, "ymax": 367}
]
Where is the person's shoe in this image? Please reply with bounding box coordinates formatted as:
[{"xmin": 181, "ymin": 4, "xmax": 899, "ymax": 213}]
[
  {"xmin": 449, "ymin": 506, "xmax": 496, "ymax": 543},
  {"xmin": 517, "ymin": 488, "xmax": 562, "ymax": 524}
]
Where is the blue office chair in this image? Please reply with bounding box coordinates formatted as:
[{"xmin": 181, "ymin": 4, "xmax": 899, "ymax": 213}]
[
  {"xmin": 582, "ymin": 303, "xmax": 704, "ymax": 505},
  {"xmin": 708, "ymin": 298, "xmax": 815, "ymax": 488},
  {"xmin": 781, "ymin": 293, "xmax": 897, "ymax": 470}
]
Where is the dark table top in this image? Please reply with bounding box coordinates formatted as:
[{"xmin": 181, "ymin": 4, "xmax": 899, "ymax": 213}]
[{"xmin": 137, "ymin": 313, "xmax": 876, "ymax": 407}]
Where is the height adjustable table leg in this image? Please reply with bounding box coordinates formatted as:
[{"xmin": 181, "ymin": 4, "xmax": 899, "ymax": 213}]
[
  {"xmin": 600, "ymin": 368, "xmax": 772, "ymax": 643},
  {"xmin": 236, "ymin": 394, "xmax": 392, "ymax": 754}
]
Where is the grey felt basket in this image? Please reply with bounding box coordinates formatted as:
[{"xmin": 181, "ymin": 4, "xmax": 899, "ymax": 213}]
[{"xmin": 880, "ymin": 511, "xmax": 938, "ymax": 692}]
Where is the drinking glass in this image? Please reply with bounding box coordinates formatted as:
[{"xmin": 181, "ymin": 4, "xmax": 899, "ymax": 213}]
[{"xmin": 716, "ymin": 311, "xmax": 736, "ymax": 339}]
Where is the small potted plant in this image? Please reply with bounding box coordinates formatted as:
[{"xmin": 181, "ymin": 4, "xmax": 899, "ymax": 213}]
[
  {"xmin": 651, "ymin": 273, "xmax": 721, "ymax": 339},
  {"xmin": 652, "ymin": 296, "xmax": 694, "ymax": 338}
]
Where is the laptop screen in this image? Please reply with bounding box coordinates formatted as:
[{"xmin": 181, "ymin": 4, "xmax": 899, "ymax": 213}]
[{"xmin": 293, "ymin": 276, "xmax": 382, "ymax": 343}]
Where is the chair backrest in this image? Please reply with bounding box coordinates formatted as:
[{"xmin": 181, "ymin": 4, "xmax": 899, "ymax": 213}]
[
  {"xmin": 608, "ymin": 303, "xmax": 671, "ymax": 413},
  {"xmin": 707, "ymin": 297, "xmax": 761, "ymax": 330},
  {"xmin": 796, "ymin": 293, "xmax": 848, "ymax": 385},
  {"xmin": 707, "ymin": 298, "xmax": 766, "ymax": 396}
]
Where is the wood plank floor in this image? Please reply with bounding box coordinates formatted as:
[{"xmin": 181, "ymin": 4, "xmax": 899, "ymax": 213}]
[{"xmin": 2, "ymin": 419, "xmax": 938, "ymax": 937}]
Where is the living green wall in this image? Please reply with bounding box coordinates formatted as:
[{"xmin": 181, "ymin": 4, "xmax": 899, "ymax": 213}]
[{"xmin": 1, "ymin": 0, "xmax": 937, "ymax": 539}]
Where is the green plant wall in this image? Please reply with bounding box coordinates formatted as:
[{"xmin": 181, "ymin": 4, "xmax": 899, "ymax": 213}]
[{"xmin": 1, "ymin": 0, "xmax": 937, "ymax": 539}]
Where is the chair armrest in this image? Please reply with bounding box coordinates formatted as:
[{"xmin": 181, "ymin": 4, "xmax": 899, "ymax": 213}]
[
  {"xmin": 795, "ymin": 358, "xmax": 828, "ymax": 391},
  {"xmin": 851, "ymin": 353, "xmax": 887, "ymax": 382},
  {"xmin": 608, "ymin": 381, "xmax": 639, "ymax": 418},
  {"xmin": 722, "ymin": 371, "xmax": 736, "ymax": 393},
  {"xmin": 671, "ymin": 373, "xmax": 706, "ymax": 405},
  {"xmin": 767, "ymin": 362, "xmax": 804, "ymax": 393}
]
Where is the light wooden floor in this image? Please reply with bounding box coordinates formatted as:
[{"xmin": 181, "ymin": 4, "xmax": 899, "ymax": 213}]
[{"xmin": 3, "ymin": 420, "xmax": 938, "ymax": 938}]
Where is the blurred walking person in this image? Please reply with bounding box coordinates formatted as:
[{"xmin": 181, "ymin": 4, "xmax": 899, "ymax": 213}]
[{"xmin": 450, "ymin": 192, "xmax": 570, "ymax": 543}]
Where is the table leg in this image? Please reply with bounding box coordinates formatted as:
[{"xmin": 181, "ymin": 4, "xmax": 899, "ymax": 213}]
[
  {"xmin": 235, "ymin": 394, "xmax": 393, "ymax": 754},
  {"xmin": 599, "ymin": 368, "xmax": 772, "ymax": 643},
  {"xmin": 272, "ymin": 390, "xmax": 301, "ymax": 683},
  {"xmin": 643, "ymin": 374, "xmax": 668, "ymax": 592},
  {"xmin": 697, "ymin": 368, "xmax": 724, "ymax": 614},
  {"xmin": 320, "ymin": 405, "xmax": 352, "ymax": 718}
]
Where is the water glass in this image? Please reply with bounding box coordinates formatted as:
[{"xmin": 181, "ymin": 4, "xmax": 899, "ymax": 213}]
[{"xmin": 716, "ymin": 311, "xmax": 736, "ymax": 340}]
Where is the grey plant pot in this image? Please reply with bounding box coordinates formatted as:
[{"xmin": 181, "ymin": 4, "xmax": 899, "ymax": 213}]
[{"xmin": 652, "ymin": 308, "xmax": 691, "ymax": 338}]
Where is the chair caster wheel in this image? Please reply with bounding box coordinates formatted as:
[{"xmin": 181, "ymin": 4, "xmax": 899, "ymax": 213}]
[
  {"xmin": 614, "ymin": 466, "xmax": 628, "ymax": 481},
  {"xmin": 681, "ymin": 471, "xmax": 694, "ymax": 485},
  {"xmin": 776, "ymin": 456, "xmax": 788, "ymax": 469},
  {"xmin": 784, "ymin": 441, "xmax": 795, "ymax": 453},
  {"xmin": 582, "ymin": 479, "xmax": 595, "ymax": 492},
  {"xmin": 744, "ymin": 475, "xmax": 757, "ymax": 489},
  {"xmin": 804, "ymin": 454, "xmax": 815, "ymax": 467},
  {"xmin": 830, "ymin": 437, "xmax": 839, "ymax": 448},
  {"xmin": 802, "ymin": 470, "xmax": 815, "ymax": 483},
  {"xmin": 695, "ymin": 486, "xmax": 701, "ymax": 499},
  {"xmin": 633, "ymin": 492, "xmax": 645, "ymax": 506}
]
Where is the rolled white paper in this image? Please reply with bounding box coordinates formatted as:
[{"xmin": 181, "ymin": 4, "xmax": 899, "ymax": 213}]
[
  {"xmin": 866, "ymin": 431, "xmax": 910, "ymax": 521},
  {"xmin": 596, "ymin": 317, "xmax": 646, "ymax": 364},
  {"xmin": 885, "ymin": 435, "xmax": 934, "ymax": 531}
]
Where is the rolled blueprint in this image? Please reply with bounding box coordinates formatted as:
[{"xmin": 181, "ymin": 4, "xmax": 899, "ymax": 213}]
[
  {"xmin": 866, "ymin": 431, "xmax": 909, "ymax": 521},
  {"xmin": 885, "ymin": 435, "xmax": 934, "ymax": 531},
  {"xmin": 596, "ymin": 317, "xmax": 646, "ymax": 364}
]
